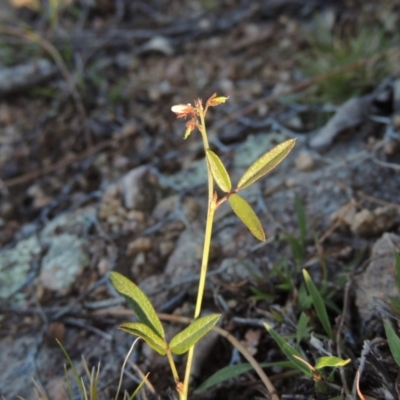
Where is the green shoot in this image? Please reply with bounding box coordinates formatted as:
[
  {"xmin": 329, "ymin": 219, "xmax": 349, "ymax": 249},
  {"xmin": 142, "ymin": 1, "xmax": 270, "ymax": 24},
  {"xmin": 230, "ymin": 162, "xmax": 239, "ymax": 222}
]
[{"xmin": 303, "ymin": 269, "xmax": 333, "ymax": 339}]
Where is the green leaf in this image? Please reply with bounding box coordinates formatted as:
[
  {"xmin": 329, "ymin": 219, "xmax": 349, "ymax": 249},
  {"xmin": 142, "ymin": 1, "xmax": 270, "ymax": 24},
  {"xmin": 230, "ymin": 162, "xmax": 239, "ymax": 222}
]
[
  {"xmin": 129, "ymin": 373, "xmax": 149, "ymax": 400},
  {"xmin": 57, "ymin": 339, "xmax": 85, "ymax": 396},
  {"xmin": 389, "ymin": 296, "xmax": 400, "ymax": 314},
  {"xmin": 264, "ymin": 323, "xmax": 313, "ymax": 377},
  {"xmin": 250, "ymin": 286, "xmax": 273, "ymax": 301},
  {"xmin": 170, "ymin": 314, "xmax": 220, "ymax": 355},
  {"xmin": 314, "ymin": 356, "xmax": 350, "ymax": 370},
  {"xmin": 302, "ymin": 269, "xmax": 333, "ymax": 339},
  {"xmin": 194, "ymin": 361, "xmax": 296, "ymax": 394},
  {"xmin": 109, "ymin": 272, "xmax": 164, "ymax": 338},
  {"xmin": 120, "ymin": 322, "xmax": 167, "ymax": 355},
  {"xmin": 237, "ymin": 138, "xmax": 296, "ymax": 191},
  {"xmin": 286, "ymin": 234, "xmax": 304, "ymax": 265},
  {"xmin": 298, "ymin": 282, "xmax": 312, "ymax": 310},
  {"xmin": 395, "ymin": 253, "xmax": 400, "ymax": 295},
  {"xmin": 384, "ymin": 319, "xmax": 400, "ymax": 368},
  {"xmin": 206, "ymin": 150, "xmax": 231, "ymax": 193},
  {"xmin": 296, "ymin": 312, "xmax": 311, "ymax": 346},
  {"xmin": 228, "ymin": 194, "xmax": 265, "ymax": 241}
]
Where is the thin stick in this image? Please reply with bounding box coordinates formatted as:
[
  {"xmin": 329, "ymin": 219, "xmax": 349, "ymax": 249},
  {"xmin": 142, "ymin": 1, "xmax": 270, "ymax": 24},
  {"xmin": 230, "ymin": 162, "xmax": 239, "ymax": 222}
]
[{"xmin": 115, "ymin": 337, "xmax": 140, "ymax": 400}]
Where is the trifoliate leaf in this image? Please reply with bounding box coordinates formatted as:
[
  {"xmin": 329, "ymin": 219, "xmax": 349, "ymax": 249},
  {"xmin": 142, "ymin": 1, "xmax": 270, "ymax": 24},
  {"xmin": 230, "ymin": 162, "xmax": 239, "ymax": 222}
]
[{"xmin": 110, "ymin": 272, "xmax": 164, "ymax": 338}]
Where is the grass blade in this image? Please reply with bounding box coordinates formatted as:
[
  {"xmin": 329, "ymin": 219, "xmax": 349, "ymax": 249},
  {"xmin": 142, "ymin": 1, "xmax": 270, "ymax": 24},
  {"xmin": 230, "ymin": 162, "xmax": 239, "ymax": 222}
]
[
  {"xmin": 302, "ymin": 269, "xmax": 333, "ymax": 339},
  {"xmin": 194, "ymin": 361, "xmax": 295, "ymax": 394},
  {"xmin": 264, "ymin": 323, "xmax": 313, "ymax": 377},
  {"xmin": 384, "ymin": 319, "xmax": 400, "ymax": 368}
]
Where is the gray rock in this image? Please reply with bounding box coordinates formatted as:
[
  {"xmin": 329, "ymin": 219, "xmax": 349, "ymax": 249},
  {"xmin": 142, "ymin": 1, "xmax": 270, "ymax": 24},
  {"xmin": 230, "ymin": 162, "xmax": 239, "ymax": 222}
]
[
  {"xmin": 0, "ymin": 236, "xmax": 41, "ymax": 303},
  {"xmin": 0, "ymin": 59, "xmax": 57, "ymax": 95},
  {"xmin": 40, "ymin": 234, "xmax": 89, "ymax": 293},
  {"xmin": 310, "ymin": 95, "xmax": 373, "ymax": 151},
  {"xmin": 119, "ymin": 166, "xmax": 160, "ymax": 212}
]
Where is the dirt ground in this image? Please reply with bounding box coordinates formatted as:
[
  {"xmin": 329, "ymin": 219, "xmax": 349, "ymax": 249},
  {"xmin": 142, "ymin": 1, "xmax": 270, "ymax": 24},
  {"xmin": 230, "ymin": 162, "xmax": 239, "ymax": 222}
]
[{"xmin": 1, "ymin": 1, "xmax": 400, "ymax": 399}]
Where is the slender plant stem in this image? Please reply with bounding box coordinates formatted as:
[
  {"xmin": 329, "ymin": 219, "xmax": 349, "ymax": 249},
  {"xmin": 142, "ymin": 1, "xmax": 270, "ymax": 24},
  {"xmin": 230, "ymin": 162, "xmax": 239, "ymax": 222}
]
[
  {"xmin": 182, "ymin": 106, "xmax": 215, "ymax": 400},
  {"xmin": 166, "ymin": 349, "xmax": 180, "ymax": 384}
]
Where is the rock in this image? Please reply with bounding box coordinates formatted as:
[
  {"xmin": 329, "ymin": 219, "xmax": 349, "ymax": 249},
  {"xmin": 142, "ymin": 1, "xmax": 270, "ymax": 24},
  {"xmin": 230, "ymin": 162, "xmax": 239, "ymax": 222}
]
[
  {"xmin": 350, "ymin": 206, "xmax": 399, "ymax": 237},
  {"xmin": 168, "ymin": 158, "xmax": 207, "ymax": 189},
  {"xmin": 164, "ymin": 223, "xmax": 203, "ymax": 279},
  {"xmin": 40, "ymin": 234, "xmax": 89, "ymax": 294},
  {"xmin": 355, "ymin": 233, "xmax": 400, "ymax": 331},
  {"xmin": 0, "ymin": 59, "xmax": 57, "ymax": 95},
  {"xmin": 0, "ymin": 207, "xmax": 95, "ymax": 302},
  {"xmin": 0, "ymin": 336, "xmax": 37, "ymax": 400},
  {"xmin": 295, "ymin": 151, "xmax": 315, "ymax": 171},
  {"xmin": 159, "ymin": 240, "xmax": 175, "ymax": 258},
  {"xmin": 329, "ymin": 201, "xmax": 357, "ymax": 227},
  {"xmin": 119, "ymin": 166, "xmax": 159, "ymax": 212},
  {"xmin": 41, "ymin": 206, "xmax": 96, "ymax": 239},
  {"xmin": 310, "ymin": 95, "xmax": 373, "ymax": 151},
  {"xmin": 219, "ymin": 257, "xmax": 262, "ymax": 283},
  {"xmin": 97, "ymin": 257, "xmax": 112, "ymax": 275},
  {"xmin": 233, "ymin": 132, "xmax": 286, "ymax": 169},
  {"xmin": 153, "ymin": 195, "xmax": 201, "ymax": 222},
  {"xmin": 46, "ymin": 322, "xmax": 66, "ymax": 345},
  {"xmin": 44, "ymin": 376, "xmax": 69, "ymax": 400},
  {"xmin": 141, "ymin": 36, "xmax": 174, "ymax": 56},
  {"xmin": 26, "ymin": 183, "xmax": 52, "ymax": 209},
  {"xmin": 126, "ymin": 237, "xmax": 152, "ymax": 256},
  {"xmin": 0, "ymin": 0, "xmax": 15, "ymax": 21},
  {"xmin": 0, "ymin": 236, "xmax": 41, "ymax": 304}
]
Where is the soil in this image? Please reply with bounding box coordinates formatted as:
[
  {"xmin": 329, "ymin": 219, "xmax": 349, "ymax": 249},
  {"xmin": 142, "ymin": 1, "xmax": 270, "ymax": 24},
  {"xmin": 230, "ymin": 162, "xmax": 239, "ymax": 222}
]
[{"xmin": 1, "ymin": 1, "xmax": 400, "ymax": 400}]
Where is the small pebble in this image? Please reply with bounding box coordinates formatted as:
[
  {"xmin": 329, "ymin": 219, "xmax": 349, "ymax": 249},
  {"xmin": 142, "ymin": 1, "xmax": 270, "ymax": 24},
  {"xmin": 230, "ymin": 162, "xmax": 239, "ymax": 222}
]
[{"xmin": 295, "ymin": 151, "xmax": 315, "ymax": 171}]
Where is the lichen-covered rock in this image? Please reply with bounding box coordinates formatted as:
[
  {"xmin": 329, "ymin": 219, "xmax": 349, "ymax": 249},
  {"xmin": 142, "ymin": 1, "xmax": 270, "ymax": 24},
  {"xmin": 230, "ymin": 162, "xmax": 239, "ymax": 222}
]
[
  {"xmin": 39, "ymin": 233, "xmax": 89, "ymax": 294},
  {"xmin": 0, "ymin": 236, "xmax": 41, "ymax": 304}
]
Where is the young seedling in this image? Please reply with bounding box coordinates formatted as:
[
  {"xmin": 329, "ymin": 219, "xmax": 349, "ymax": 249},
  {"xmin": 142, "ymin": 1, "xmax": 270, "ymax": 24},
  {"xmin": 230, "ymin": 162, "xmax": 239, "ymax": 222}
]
[{"xmin": 110, "ymin": 94, "xmax": 295, "ymax": 399}]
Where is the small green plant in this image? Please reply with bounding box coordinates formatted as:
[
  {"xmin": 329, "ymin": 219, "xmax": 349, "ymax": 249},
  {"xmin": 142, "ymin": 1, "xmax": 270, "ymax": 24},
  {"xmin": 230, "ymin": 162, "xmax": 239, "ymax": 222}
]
[
  {"xmin": 384, "ymin": 253, "xmax": 400, "ymax": 369},
  {"xmin": 110, "ymin": 94, "xmax": 295, "ymax": 399},
  {"xmin": 263, "ymin": 270, "xmax": 349, "ymax": 395},
  {"xmin": 42, "ymin": 339, "xmax": 147, "ymax": 400},
  {"xmin": 298, "ymin": 20, "xmax": 398, "ymax": 104}
]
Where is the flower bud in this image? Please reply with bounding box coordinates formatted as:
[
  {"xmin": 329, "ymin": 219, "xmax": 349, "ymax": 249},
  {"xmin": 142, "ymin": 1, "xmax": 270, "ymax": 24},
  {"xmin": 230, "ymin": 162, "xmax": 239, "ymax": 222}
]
[
  {"xmin": 184, "ymin": 120, "xmax": 196, "ymax": 139},
  {"xmin": 207, "ymin": 93, "xmax": 228, "ymax": 107},
  {"xmin": 171, "ymin": 104, "xmax": 194, "ymax": 118}
]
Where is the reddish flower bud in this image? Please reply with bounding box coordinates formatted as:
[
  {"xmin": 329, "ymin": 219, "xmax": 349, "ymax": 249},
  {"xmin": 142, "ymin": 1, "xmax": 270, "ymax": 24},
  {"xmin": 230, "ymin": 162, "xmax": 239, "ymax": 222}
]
[
  {"xmin": 184, "ymin": 120, "xmax": 196, "ymax": 139},
  {"xmin": 171, "ymin": 103, "xmax": 195, "ymax": 118}
]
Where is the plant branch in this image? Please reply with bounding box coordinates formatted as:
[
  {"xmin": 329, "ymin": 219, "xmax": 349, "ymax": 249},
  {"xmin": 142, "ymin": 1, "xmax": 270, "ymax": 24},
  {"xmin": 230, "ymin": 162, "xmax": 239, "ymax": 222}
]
[
  {"xmin": 159, "ymin": 313, "xmax": 280, "ymax": 400},
  {"xmin": 182, "ymin": 105, "xmax": 216, "ymax": 400}
]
